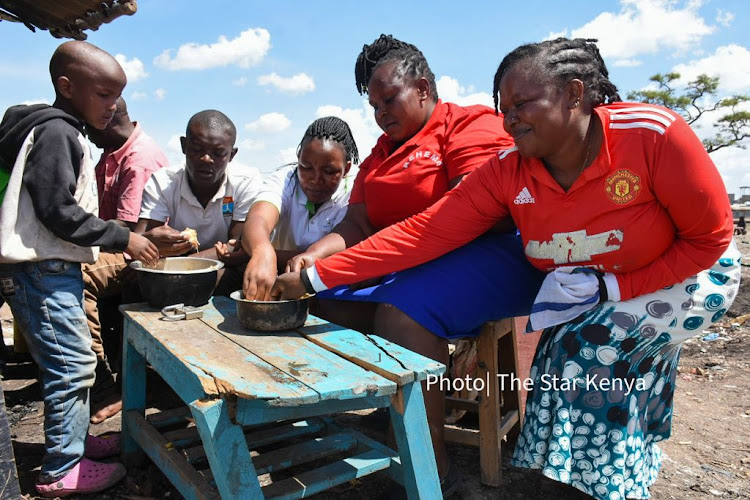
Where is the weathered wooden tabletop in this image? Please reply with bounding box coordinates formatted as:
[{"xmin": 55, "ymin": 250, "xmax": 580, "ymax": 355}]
[
  {"xmin": 120, "ymin": 296, "xmax": 443, "ymax": 407},
  {"xmin": 119, "ymin": 296, "xmax": 445, "ymax": 499}
]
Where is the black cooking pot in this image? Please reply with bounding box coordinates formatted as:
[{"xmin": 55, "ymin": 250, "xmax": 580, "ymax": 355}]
[
  {"xmin": 230, "ymin": 290, "xmax": 310, "ymax": 331},
  {"xmin": 130, "ymin": 257, "xmax": 224, "ymax": 308}
]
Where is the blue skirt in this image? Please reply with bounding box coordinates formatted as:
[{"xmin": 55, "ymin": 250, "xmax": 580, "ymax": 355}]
[{"xmin": 318, "ymin": 232, "xmax": 545, "ymax": 339}]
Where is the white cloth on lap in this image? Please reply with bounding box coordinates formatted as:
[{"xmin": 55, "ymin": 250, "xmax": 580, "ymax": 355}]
[{"xmin": 527, "ymin": 266, "xmax": 603, "ymax": 332}]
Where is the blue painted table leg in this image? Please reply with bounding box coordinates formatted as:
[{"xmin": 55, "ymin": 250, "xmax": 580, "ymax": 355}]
[
  {"xmin": 121, "ymin": 322, "xmax": 147, "ymax": 466},
  {"xmin": 190, "ymin": 398, "xmax": 263, "ymax": 499},
  {"xmin": 389, "ymin": 382, "xmax": 441, "ymax": 499}
]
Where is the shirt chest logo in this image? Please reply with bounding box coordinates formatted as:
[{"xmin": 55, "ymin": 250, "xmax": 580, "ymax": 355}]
[
  {"xmin": 513, "ymin": 187, "xmax": 535, "ymax": 205},
  {"xmin": 222, "ymin": 196, "xmax": 234, "ymax": 216},
  {"xmin": 605, "ymin": 169, "xmax": 641, "ymax": 205},
  {"xmin": 402, "ymin": 149, "xmax": 442, "ymax": 169}
]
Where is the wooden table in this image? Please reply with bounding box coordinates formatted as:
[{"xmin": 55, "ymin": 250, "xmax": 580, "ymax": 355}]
[{"xmin": 120, "ymin": 297, "xmax": 444, "ymax": 499}]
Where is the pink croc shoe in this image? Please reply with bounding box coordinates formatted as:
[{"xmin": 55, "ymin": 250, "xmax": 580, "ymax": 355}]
[
  {"xmin": 85, "ymin": 432, "xmax": 121, "ymax": 459},
  {"xmin": 36, "ymin": 458, "xmax": 126, "ymax": 497}
]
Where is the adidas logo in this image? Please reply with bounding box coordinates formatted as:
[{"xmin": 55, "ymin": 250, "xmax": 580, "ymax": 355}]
[{"xmin": 513, "ymin": 187, "xmax": 535, "ymax": 205}]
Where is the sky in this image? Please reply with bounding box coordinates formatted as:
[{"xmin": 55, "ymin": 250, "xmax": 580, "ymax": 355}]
[{"xmin": 1, "ymin": 0, "xmax": 749, "ymax": 196}]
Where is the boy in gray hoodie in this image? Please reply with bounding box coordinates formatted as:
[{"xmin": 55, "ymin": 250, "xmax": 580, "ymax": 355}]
[{"xmin": 0, "ymin": 41, "xmax": 158, "ymax": 497}]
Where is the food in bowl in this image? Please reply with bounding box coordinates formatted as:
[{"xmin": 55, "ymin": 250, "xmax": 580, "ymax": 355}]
[{"xmin": 230, "ymin": 290, "xmax": 311, "ymax": 331}]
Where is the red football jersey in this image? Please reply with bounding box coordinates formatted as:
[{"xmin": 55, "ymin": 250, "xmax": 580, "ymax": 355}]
[
  {"xmin": 316, "ymin": 103, "xmax": 733, "ymax": 302},
  {"xmin": 350, "ymin": 100, "xmax": 513, "ymax": 230}
]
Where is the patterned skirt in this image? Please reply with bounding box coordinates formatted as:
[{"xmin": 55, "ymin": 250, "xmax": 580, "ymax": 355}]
[{"xmin": 512, "ymin": 241, "xmax": 742, "ymax": 500}]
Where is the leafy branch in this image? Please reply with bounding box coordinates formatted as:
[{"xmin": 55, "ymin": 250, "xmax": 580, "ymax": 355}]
[{"xmin": 628, "ymin": 73, "xmax": 749, "ymax": 153}]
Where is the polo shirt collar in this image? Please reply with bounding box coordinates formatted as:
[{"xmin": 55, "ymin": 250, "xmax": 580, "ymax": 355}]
[
  {"xmin": 294, "ymin": 180, "xmax": 326, "ymax": 217},
  {"xmin": 406, "ymin": 98, "xmax": 446, "ymax": 148},
  {"xmin": 293, "ymin": 173, "xmax": 350, "ymax": 216},
  {"xmin": 111, "ymin": 122, "xmax": 142, "ymax": 163}
]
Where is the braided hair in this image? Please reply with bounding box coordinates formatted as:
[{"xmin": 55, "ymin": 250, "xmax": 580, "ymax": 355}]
[
  {"xmin": 492, "ymin": 38, "xmax": 621, "ymax": 113},
  {"xmin": 354, "ymin": 34, "xmax": 438, "ymax": 102},
  {"xmin": 297, "ymin": 116, "xmax": 360, "ymax": 165}
]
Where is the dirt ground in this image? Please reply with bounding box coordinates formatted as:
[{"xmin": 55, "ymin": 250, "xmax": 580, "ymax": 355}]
[{"xmin": 2, "ymin": 235, "xmax": 749, "ymax": 499}]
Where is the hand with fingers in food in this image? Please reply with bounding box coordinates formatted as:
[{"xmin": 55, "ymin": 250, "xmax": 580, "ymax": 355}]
[
  {"xmin": 241, "ymin": 115, "xmax": 359, "ymax": 299},
  {"xmin": 270, "ymin": 270, "xmax": 310, "ymax": 301},
  {"xmin": 240, "ymin": 197, "xmax": 284, "ymax": 301},
  {"xmin": 242, "ymin": 243, "xmax": 278, "ymax": 301},
  {"xmin": 138, "ymin": 223, "xmax": 194, "ymax": 257}
]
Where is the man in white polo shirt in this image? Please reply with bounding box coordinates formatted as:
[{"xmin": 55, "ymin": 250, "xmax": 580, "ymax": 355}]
[{"xmin": 136, "ymin": 110, "xmax": 261, "ymax": 294}]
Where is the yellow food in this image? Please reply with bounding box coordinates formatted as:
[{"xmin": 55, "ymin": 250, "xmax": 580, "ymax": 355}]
[{"xmin": 181, "ymin": 227, "xmax": 199, "ymax": 249}]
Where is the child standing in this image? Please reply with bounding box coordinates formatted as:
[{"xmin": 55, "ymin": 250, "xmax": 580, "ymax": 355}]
[{"xmin": 0, "ymin": 41, "xmax": 158, "ymax": 497}]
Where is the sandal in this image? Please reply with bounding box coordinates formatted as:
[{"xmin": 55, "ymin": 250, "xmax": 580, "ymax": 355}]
[
  {"xmin": 85, "ymin": 433, "xmax": 121, "ymax": 459},
  {"xmin": 36, "ymin": 458, "xmax": 126, "ymax": 497}
]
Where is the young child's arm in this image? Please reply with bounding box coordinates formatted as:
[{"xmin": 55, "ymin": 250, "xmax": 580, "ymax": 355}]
[{"xmin": 125, "ymin": 232, "xmax": 159, "ymax": 264}]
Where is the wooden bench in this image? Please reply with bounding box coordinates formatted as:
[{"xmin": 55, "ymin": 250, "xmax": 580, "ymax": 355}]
[
  {"xmin": 444, "ymin": 318, "xmax": 523, "ymax": 487},
  {"xmin": 120, "ymin": 297, "xmax": 445, "ymax": 499}
]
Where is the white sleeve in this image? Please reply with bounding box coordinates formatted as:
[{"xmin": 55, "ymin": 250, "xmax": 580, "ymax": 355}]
[
  {"xmin": 252, "ymin": 166, "xmax": 294, "ymax": 213},
  {"xmin": 138, "ymin": 170, "xmax": 171, "ymax": 222},
  {"xmin": 232, "ymin": 167, "xmax": 264, "ymax": 222},
  {"xmin": 306, "ymin": 266, "xmax": 328, "ymax": 292}
]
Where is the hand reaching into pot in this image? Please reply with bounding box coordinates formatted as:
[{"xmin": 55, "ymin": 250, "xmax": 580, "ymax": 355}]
[
  {"xmin": 243, "ymin": 243, "xmax": 277, "ymax": 302},
  {"xmin": 270, "ymin": 271, "xmax": 308, "ymax": 300}
]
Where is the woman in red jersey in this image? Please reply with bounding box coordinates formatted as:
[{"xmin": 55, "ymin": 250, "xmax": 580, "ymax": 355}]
[
  {"xmin": 243, "ymin": 35, "xmax": 544, "ymax": 492},
  {"xmin": 272, "ymin": 38, "xmax": 741, "ymax": 500}
]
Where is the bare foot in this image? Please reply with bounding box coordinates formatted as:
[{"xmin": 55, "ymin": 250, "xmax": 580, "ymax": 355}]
[{"xmin": 90, "ymin": 394, "xmax": 122, "ymax": 424}]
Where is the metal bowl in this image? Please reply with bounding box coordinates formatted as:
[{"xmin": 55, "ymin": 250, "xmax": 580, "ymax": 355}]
[
  {"xmin": 230, "ymin": 290, "xmax": 310, "ymax": 331},
  {"xmin": 130, "ymin": 257, "xmax": 224, "ymax": 308}
]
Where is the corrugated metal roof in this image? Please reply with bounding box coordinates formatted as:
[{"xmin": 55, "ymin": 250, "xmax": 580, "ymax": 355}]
[{"xmin": 0, "ymin": 0, "xmax": 136, "ymax": 40}]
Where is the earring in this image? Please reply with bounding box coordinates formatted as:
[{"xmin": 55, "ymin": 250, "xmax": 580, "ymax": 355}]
[{"xmin": 573, "ymin": 99, "xmax": 580, "ymax": 108}]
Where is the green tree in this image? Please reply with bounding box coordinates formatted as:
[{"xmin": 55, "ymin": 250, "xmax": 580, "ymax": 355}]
[{"xmin": 628, "ymin": 73, "xmax": 750, "ymax": 153}]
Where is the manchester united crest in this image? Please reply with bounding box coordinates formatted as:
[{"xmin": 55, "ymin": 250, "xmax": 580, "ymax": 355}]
[{"xmin": 605, "ymin": 169, "xmax": 641, "ymax": 204}]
